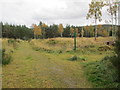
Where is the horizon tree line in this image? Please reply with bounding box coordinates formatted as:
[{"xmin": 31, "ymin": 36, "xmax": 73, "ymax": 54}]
[
  {"xmin": 1, "ymin": 21, "xmax": 115, "ymax": 40},
  {"xmin": 0, "ymin": 1, "xmax": 119, "ymax": 40}
]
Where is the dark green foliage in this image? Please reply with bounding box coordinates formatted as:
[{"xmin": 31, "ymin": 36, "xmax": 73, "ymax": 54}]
[
  {"xmin": 114, "ymin": 26, "xmax": 120, "ymax": 85},
  {"xmin": 58, "ymin": 50, "xmax": 62, "ymax": 54},
  {"xmin": 2, "ymin": 23, "xmax": 34, "ymax": 39},
  {"xmin": 1, "ymin": 22, "xmax": 114, "ymax": 39},
  {"xmin": 0, "ymin": 22, "xmax": 3, "ymax": 38},
  {"xmin": 45, "ymin": 24, "xmax": 59, "ymax": 38},
  {"xmin": 69, "ymin": 55, "xmax": 77, "ymax": 61},
  {"xmin": 84, "ymin": 56, "xmax": 118, "ymax": 88},
  {"xmin": 63, "ymin": 25, "xmax": 71, "ymax": 37},
  {"xmin": 2, "ymin": 49, "xmax": 12, "ymax": 65},
  {"xmin": 68, "ymin": 55, "xmax": 86, "ymax": 61},
  {"xmin": 8, "ymin": 39, "xmax": 15, "ymax": 44}
]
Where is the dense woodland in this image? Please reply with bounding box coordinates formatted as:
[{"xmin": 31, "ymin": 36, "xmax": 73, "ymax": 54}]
[{"xmin": 1, "ymin": 21, "xmax": 115, "ymax": 40}]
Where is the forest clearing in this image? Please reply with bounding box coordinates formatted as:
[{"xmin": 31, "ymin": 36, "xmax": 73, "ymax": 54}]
[
  {"xmin": 1, "ymin": 0, "xmax": 120, "ymax": 89},
  {"xmin": 2, "ymin": 37, "xmax": 118, "ymax": 88}
]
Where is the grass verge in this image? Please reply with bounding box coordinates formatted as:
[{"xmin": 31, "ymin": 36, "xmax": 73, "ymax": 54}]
[{"xmin": 83, "ymin": 55, "xmax": 119, "ymax": 88}]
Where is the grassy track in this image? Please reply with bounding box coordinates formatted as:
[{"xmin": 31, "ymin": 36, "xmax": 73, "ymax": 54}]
[{"xmin": 2, "ymin": 41, "xmax": 92, "ymax": 88}]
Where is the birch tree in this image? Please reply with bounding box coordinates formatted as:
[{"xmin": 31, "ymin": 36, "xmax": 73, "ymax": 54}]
[
  {"xmin": 33, "ymin": 24, "xmax": 42, "ymax": 39},
  {"xmin": 70, "ymin": 27, "xmax": 74, "ymax": 37},
  {"xmin": 58, "ymin": 24, "xmax": 64, "ymax": 37},
  {"xmin": 107, "ymin": 1, "xmax": 119, "ymax": 37},
  {"xmin": 86, "ymin": 1, "xmax": 105, "ymax": 40}
]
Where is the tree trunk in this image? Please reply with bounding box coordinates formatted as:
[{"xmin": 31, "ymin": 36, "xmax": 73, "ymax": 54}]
[
  {"xmin": 95, "ymin": 17, "xmax": 97, "ymax": 40},
  {"xmin": 74, "ymin": 29, "xmax": 76, "ymax": 51},
  {"xmin": 115, "ymin": 14, "xmax": 117, "ymax": 38},
  {"xmin": 81, "ymin": 27, "xmax": 84, "ymax": 38},
  {"xmin": 112, "ymin": 14, "xmax": 114, "ymax": 37},
  {"xmin": 61, "ymin": 33, "xmax": 62, "ymax": 37}
]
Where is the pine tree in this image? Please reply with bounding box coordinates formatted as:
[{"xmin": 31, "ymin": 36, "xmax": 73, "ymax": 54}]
[{"xmin": 41, "ymin": 23, "xmax": 47, "ymax": 39}]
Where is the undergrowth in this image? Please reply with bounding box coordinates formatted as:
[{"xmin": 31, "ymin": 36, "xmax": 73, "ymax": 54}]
[
  {"xmin": 2, "ymin": 49, "xmax": 12, "ymax": 65},
  {"xmin": 83, "ymin": 55, "xmax": 119, "ymax": 88}
]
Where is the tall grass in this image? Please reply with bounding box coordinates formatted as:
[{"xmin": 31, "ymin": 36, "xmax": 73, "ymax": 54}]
[
  {"xmin": 2, "ymin": 39, "xmax": 21, "ymax": 65},
  {"xmin": 30, "ymin": 37, "xmax": 113, "ymax": 54}
]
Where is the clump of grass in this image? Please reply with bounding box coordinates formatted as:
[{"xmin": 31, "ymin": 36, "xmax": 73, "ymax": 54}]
[
  {"xmin": 47, "ymin": 40, "xmax": 59, "ymax": 45},
  {"xmin": 98, "ymin": 45, "xmax": 112, "ymax": 51},
  {"xmin": 8, "ymin": 39, "xmax": 15, "ymax": 44},
  {"xmin": 33, "ymin": 47, "xmax": 55, "ymax": 53},
  {"xmin": 68, "ymin": 55, "xmax": 86, "ymax": 61},
  {"xmin": 13, "ymin": 42, "xmax": 18, "ymax": 49},
  {"xmin": 8, "ymin": 39, "xmax": 18, "ymax": 49},
  {"xmin": 2, "ymin": 49, "xmax": 12, "ymax": 65},
  {"xmin": 27, "ymin": 39, "xmax": 31, "ymax": 42},
  {"xmin": 69, "ymin": 55, "xmax": 77, "ymax": 61},
  {"xmin": 83, "ymin": 55, "xmax": 119, "ymax": 88},
  {"xmin": 58, "ymin": 50, "xmax": 63, "ymax": 54}
]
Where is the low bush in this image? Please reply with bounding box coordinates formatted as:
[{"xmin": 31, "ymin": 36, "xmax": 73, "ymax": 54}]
[
  {"xmin": 68, "ymin": 55, "xmax": 86, "ymax": 61},
  {"xmin": 2, "ymin": 49, "xmax": 12, "ymax": 65},
  {"xmin": 8, "ymin": 39, "xmax": 15, "ymax": 44},
  {"xmin": 84, "ymin": 55, "xmax": 119, "ymax": 88}
]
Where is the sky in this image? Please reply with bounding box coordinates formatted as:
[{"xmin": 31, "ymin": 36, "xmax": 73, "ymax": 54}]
[{"xmin": 0, "ymin": 0, "xmax": 111, "ymax": 27}]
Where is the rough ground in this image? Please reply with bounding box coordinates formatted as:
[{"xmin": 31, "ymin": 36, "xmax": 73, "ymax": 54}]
[{"xmin": 2, "ymin": 42, "xmax": 91, "ymax": 88}]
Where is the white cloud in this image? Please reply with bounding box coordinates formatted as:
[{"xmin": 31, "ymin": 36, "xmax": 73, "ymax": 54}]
[{"xmin": 0, "ymin": 0, "xmax": 111, "ymax": 27}]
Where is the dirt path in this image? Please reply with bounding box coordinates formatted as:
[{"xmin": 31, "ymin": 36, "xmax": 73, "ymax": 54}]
[{"xmin": 2, "ymin": 42, "xmax": 92, "ymax": 88}]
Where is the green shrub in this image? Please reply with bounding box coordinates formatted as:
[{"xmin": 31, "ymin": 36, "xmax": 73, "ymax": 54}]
[
  {"xmin": 115, "ymin": 40, "xmax": 120, "ymax": 85},
  {"xmin": 2, "ymin": 49, "xmax": 12, "ymax": 65},
  {"xmin": 8, "ymin": 39, "xmax": 15, "ymax": 44},
  {"xmin": 68, "ymin": 55, "xmax": 86, "ymax": 61},
  {"xmin": 70, "ymin": 55, "xmax": 77, "ymax": 61},
  {"xmin": 84, "ymin": 56, "xmax": 118, "ymax": 88}
]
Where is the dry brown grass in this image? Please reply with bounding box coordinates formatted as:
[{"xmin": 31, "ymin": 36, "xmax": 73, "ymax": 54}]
[{"xmin": 30, "ymin": 37, "xmax": 113, "ymax": 52}]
